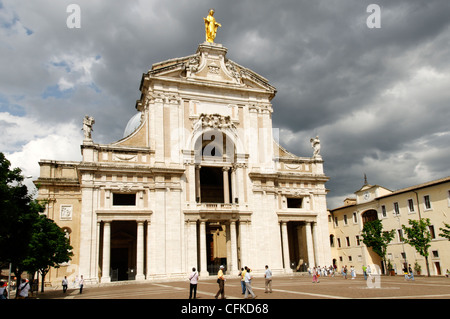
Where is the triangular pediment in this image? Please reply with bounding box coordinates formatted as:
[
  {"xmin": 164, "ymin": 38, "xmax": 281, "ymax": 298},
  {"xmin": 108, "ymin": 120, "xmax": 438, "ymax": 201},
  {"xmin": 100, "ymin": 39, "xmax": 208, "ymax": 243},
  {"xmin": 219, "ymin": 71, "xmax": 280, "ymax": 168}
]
[{"xmin": 145, "ymin": 42, "xmax": 276, "ymax": 96}]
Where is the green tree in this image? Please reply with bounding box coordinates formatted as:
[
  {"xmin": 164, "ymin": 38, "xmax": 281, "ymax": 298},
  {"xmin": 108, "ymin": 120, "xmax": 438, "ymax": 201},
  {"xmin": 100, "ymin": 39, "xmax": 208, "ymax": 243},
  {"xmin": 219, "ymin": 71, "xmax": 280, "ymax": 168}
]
[
  {"xmin": 0, "ymin": 153, "xmax": 42, "ymax": 288},
  {"xmin": 402, "ymin": 218, "xmax": 432, "ymax": 277},
  {"xmin": 23, "ymin": 214, "xmax": 73, "ymax": 292},
  {"xmin": 439, "ymin": 222, "xmax": 450, "ymax": 241},
  {"xmin": 360, "ymin": 219, "xmax": 395, "ymax": 274}
]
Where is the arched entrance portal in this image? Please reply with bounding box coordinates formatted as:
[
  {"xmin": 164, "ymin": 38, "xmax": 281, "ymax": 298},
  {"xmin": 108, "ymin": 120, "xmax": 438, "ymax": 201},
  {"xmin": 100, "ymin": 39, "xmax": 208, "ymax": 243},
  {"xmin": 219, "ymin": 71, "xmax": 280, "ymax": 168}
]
[{"xmin": 362, "ymin": 209, "xmax": 378, "ymax": 225}]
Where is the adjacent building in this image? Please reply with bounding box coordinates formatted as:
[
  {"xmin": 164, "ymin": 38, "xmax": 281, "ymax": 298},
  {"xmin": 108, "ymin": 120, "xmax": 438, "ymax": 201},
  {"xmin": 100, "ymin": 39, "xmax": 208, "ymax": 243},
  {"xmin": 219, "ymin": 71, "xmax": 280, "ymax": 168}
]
[{"xmin": 329, "ymin": 176, "xmax": 450, "ymax": 276}]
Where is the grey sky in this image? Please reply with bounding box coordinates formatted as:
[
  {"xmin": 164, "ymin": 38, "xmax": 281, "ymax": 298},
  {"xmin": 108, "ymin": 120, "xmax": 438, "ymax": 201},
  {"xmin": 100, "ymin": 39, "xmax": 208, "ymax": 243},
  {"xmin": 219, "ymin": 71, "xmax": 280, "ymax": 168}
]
[{"xmin": 1, "ymin": 0, "xmax": 450, "ymax": 208}]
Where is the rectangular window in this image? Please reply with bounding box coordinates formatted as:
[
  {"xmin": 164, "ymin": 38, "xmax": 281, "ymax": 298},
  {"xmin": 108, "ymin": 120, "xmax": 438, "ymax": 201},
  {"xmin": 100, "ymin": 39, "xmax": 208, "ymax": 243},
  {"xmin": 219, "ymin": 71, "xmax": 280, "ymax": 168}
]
[
  {"xmin": 447, "ymin": 191, "xmax": 450, "ymax": 207},
  {"xmin": 381, "ymin": 205, "xmax": 387, "ymax": 217},
  {"xmin": 287, "ymin": 197, "xmax": 303, "ymax": 208},
  {"xmin": 432, "ymin": 250, "xmax": 439, "ymax": 258},
  {"xmin": 407, "ymin": 199, "xmax": 415, "ymax": 212},
  {"xmin": 344, "ymin": 214, "xmax": 348, "ymax": 225},
  {"xmin": 448, "ymin": 190, "xmax": 450, "ymax": 207},
  {"xmin": 393, "ymin": 202, "xmax": 400, "ymax": 216},
  {"xmin": 356, "ymin": 235, "xmax": 360, "ymax": 246},
  {"xmin": 353, "ymin": 212, "xmax": 358, "ymax": 223},
  {"xmin": 346, "ymin": 237, "xmax": 350, "ymax": 247},
  {"xmin": 429, "ymin": 225, "xmax": 436, "ymax": 239},
  {"xmin": 424, "ymin": 195, "xmax": 432, "ymax": 210},
  {"xmin": 337, "ymin": 238, "xmax": 341, "ymax": 248},
  {"xmin": 398, "ymin": 229, "xmax": 404, "ymax": 242},
  {"xmin": 113, "ymin": 193, "xmax": 136, "ymax": 206},
  {"xmin": 335, "ymin": 217, "xmax": 339, "ymax": 227}
]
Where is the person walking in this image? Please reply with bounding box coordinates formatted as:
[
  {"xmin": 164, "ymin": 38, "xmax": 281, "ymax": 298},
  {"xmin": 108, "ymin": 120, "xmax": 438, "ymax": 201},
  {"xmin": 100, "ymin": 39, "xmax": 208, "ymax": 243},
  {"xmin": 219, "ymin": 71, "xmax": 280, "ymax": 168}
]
[
  {"xmin": 408, "ymin": 264, "xmax": 415, "ymax": 281},
  {"xmin": 62, "ymin": 276, "xmax": 68, "ymax": 293},
  {"xmin": 244, "ymin": 267, "xmax": 256, "ymax": 299},
  {"xmin": 189, "ymin": 267, "xmax": 199, "ymax": 299},
  {"xmin": 215, "ymin": 265, "xmax": 226, "ymax": 299},
  {"xmin": 0, "ymin": 281, "xmax": 7, "ymax": 299},
  {"xmin": 264, "ymin": 265, "xmax": 272, "ymax": 293},
  {"xmin": 362, "ymin": 265, "xmax": 367, "ymax": 280},
  {"xmin": 351, "ymin": 266, "xmax": 356, "ymax": 279},
  {"xmin": 16, "ymin": 279, "xmax": 30, "ymax": 299},
  {"xmin": 238, "ymin": 267, "xmax": 246, "ymax": 294},
  {"xmin": 312, "ymin": 267, "xmax": 319, "ymax": 283},
  {"xmin": 79, "ymin": 275, "xmax": 84, "ymax": 294}
]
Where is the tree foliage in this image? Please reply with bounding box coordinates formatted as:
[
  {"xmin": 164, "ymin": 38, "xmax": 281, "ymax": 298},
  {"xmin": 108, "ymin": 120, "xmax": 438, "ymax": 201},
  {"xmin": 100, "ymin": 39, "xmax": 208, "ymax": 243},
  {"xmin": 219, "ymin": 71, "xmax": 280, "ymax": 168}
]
[
  {"xmin": 439, "ymin": 222, "xmax": 450, "ymax": 241},
  {"xmin": 0, "ymin": 152, "xmax": 73, "ymax": 291},
  {"xmin": 402, "ymin": 218, "xmax": 432, "ymax": 277},
  {"xmin": 360, "ymin": 219, "xmax": 395, "ymax": 274}
]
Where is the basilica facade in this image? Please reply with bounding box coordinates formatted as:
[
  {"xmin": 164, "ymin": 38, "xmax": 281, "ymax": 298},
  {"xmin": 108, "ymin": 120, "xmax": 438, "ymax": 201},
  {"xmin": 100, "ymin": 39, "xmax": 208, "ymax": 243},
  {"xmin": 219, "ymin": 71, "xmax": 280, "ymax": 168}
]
[{"xmin": 35, "ymin": 41, "xmax": 331, "ymax": 286}]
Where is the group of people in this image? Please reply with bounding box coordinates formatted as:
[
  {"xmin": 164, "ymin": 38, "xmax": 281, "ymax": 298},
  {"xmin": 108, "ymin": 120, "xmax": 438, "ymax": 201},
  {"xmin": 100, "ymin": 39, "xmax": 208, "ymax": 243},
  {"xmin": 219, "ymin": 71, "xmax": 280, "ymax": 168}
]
[
  {"xmin": 309, "ymin": 264, "xmax": 376, "ymax": 282},
  {"xmin": 188, "ymin": 265, "xmax": 273, "ymax": 299},
  {"xmin": 308, "ymin": 265, "xmax": 339, "ymax": 282},
  {"xmin": 60, "ymin": 275, "xmax": 84, "ymax": 294},
  {"xmin": 402, "ymin": 264, "xmax": 415, "ymax": 281},
  {"xmin": 0, "ymin": 279, "xmax": 31, "ymax": 299}
]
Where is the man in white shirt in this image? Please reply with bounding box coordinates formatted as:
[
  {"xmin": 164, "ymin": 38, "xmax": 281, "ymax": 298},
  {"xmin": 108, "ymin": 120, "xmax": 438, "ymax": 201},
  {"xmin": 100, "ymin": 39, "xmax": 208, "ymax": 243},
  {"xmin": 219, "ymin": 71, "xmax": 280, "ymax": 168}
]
[
  {"xmin": 189, "ymin": 267, "xmax": 199, "ymax": 299},
  {"xmin": 244, "ymin": 267, "xmax": 256, "ymax": 299},
  {"xmin": 17, "ymin": 279, "xmax": 30, "ymax": 299},
  {"xmin": 264, "ymin": 265, "xmax": 272, "ymax": 293}
]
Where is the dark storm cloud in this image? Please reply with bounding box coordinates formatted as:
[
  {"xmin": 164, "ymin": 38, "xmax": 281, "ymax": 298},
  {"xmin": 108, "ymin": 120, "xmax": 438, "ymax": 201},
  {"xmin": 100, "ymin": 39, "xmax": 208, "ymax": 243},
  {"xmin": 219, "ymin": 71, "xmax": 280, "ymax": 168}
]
[{"xmin": 1, "ymin": 0, "xmax": 450, "ymax": 208}]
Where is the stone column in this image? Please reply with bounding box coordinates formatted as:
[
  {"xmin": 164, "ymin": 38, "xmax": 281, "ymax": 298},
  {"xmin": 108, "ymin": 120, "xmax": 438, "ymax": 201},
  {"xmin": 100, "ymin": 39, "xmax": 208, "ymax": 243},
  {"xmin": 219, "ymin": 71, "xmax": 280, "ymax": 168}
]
[
  {"xmin": 146, "ymin": 221, "xmax": 154, "ymax": 279},
  {"xmin": 223, "ymin": 167, "xmax": 230, "ymax": 204},
  {"xmin": 101, "ymin": 221, "xmax": 111, "ymax": 283},
  {"xmin": 305, "ymin": 222, "xmax": 315, "ymax": 268},
  {"xmin": 312, "ymin": 222, "xmax": 320, "ymax": 267},
  {"xmin": 281, "ymin": 222, "xmax": 292, "ymax": 273},
  {"xmin": 136, "ymin": 221, "xmax": 145, "ymax": 281},
  {"xmin": 229, "ymin": 221, "xmax": 238, "ymax": 275},
  {"xmin": 186, "ymin": 220, "xmax": 198, "ymax": 270},
  {"xmin": 199, "ymin": 220, "xmax": 209, "ymax": 276}
]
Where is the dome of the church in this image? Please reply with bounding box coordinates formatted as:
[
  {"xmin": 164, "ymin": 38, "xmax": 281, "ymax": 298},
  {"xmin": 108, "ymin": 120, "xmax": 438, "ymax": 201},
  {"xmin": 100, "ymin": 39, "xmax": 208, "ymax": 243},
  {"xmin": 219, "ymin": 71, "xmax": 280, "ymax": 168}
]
[{"xmin": 123, "ymin": 112, "xmax": 142, "ymax": 138}]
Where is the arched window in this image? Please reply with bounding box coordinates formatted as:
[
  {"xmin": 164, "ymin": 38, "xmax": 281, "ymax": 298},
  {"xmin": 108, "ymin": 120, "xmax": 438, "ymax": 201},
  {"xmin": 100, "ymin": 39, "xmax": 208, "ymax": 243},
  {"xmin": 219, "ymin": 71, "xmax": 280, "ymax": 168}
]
[{"xmin": 362, "ymin": 210, "xmax": 378, "ymax": 225}]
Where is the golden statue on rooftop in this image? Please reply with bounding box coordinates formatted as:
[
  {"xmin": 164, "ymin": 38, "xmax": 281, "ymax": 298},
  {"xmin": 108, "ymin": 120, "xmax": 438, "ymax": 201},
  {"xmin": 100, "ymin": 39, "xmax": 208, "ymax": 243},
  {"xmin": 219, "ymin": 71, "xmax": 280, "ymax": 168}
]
[{"xmin": 203, "ymin": 9, "xmax": 221, "ymax": 43}]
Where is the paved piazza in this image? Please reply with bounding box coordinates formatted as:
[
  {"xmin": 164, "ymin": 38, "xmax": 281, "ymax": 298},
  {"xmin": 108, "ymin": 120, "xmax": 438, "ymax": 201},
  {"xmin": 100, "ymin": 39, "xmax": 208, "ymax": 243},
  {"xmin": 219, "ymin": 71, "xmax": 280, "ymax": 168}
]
[{"xmin": 36, "ymin": 274, "xmax": 450, "ymax": 300}]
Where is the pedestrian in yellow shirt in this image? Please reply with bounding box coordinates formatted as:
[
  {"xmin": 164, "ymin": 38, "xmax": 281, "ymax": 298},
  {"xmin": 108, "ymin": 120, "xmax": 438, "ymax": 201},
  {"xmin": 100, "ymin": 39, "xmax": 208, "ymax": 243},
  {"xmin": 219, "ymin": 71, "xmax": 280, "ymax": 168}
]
[{"xmin": 215, "ymin": 265, "xmax": 226, "ymax": 299}]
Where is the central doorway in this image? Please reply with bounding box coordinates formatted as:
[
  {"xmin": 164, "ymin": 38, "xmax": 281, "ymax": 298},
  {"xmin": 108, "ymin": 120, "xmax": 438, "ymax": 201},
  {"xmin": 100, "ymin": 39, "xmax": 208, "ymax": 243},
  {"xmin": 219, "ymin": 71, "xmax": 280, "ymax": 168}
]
[
  {"xmin": 206, "ymin": 222, "xmax": 227, "ymax": 275},
  {"xmin": 110, "ymin": 221, "xmax": 137, "ymax": 281}
]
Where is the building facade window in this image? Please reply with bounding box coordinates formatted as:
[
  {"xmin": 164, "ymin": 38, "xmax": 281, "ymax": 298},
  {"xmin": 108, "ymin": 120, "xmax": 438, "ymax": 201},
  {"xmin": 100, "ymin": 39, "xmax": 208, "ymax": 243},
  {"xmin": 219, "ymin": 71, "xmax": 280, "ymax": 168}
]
[
  {"xmin": 397, "ymin": 229, "xmax": 404, "ymax": 242},
  {"xmin": 393, "ymin": 202, "xmax": 400, "ymax": 216},
  {"xmin": 381, "ymin": 205, "xmax": 387, "ymax": 217},
  {"xmin": 429, "ymin": 225, "xmax": 436, "ymax": 239},
  {"xmin": 113, "ymin": 193, "xmax": 136, "ymax": 206},
  {"xmin": 424, "ymin": 195, "xmax": 432, "ymax": 210},
  {"xmin": 407, "ymin": 198, "xmax": 415, "ymax": 213},
  {"xmin": 287, "ymin": 197, "xmax": 303, "ymax": 209}
]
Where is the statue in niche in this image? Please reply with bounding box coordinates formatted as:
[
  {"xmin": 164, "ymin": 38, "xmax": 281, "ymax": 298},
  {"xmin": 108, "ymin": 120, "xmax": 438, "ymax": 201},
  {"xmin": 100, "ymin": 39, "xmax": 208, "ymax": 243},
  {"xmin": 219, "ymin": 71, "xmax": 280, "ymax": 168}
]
[
  {"xmin": 310, "ymin": 136, "xmax": 321, "ymax": 158},
  {"xmin": 82, "ymin": 115, "xmax": 95, "ymax": 140},
  {"xmin": 203, "ymin": 9, "xmax": 221, "ymax": 43}
]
